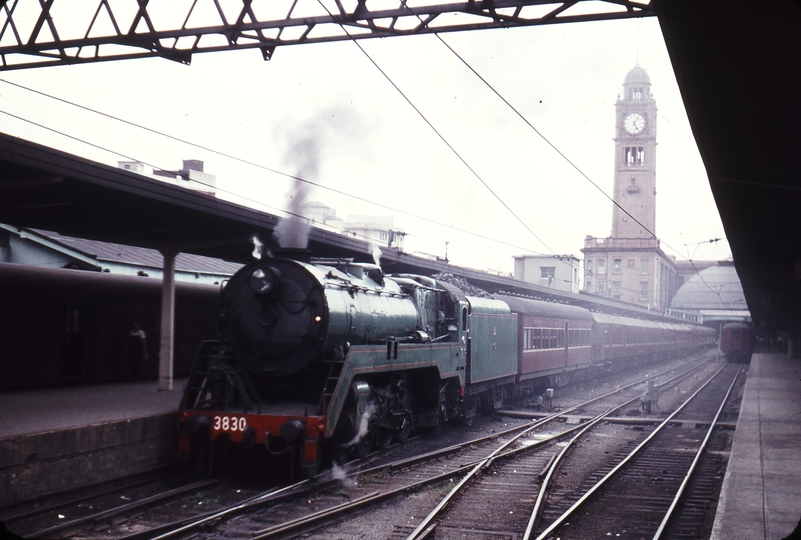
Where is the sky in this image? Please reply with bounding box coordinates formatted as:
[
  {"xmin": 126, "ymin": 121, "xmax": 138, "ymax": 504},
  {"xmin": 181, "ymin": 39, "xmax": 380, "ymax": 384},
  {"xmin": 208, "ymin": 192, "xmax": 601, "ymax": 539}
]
[{"xmin": 0, "ymin": 8, "xmax": 732, "ymax": 275}]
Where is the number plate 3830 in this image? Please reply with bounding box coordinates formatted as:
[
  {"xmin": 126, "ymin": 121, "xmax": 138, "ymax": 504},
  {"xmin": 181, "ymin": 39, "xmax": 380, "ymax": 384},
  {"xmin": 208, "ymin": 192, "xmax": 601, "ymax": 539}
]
[{"xmin": 213, "ymin": 415, "xmax": 247, "ymax": 432}]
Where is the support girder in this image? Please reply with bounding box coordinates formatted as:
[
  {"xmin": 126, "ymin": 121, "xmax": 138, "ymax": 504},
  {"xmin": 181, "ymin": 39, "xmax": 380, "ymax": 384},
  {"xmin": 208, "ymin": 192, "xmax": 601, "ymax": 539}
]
[{"xmin": 0, "ymin": 0, "xmax": 653, "ymax": 71}]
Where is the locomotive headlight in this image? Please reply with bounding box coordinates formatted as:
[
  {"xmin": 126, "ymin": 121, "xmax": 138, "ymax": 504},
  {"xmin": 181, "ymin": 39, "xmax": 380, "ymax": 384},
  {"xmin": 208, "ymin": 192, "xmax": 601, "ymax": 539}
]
[{"xmin": 250, "ymin": 266, "xmax": 280, "ymax": 295}]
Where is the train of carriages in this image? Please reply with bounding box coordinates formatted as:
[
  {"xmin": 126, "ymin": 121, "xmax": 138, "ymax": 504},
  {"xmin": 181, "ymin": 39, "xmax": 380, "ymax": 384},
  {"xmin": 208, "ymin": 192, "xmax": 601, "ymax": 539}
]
[
  {"xmin": 719, "ymin": 322, "xmax": 753, "ymax": 363},
  {"xmin": 177, "ymin": 251, "xmax": 716, "ymax": 477}
]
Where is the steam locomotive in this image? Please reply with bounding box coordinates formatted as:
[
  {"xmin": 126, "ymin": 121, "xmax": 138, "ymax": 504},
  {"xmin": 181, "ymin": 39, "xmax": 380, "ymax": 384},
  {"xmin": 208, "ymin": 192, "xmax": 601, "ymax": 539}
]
[{"xmin": 177, "ymin": 251, "xmax": 715, "ymax": 477}]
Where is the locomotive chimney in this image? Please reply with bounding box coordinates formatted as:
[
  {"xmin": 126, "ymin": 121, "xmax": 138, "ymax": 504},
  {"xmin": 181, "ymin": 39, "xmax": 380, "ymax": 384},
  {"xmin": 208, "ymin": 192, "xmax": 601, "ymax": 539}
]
[{"xmin": 272, "ymin": 247, "xmax": 312, "ymax": 263}]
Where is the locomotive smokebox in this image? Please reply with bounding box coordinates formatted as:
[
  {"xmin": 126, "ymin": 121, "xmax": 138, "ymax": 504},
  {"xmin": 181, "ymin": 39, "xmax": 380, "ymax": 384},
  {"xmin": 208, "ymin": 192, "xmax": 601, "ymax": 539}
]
[{"xmin": 217, "ymin": 257, "xmax": 328, "ymax": 377}]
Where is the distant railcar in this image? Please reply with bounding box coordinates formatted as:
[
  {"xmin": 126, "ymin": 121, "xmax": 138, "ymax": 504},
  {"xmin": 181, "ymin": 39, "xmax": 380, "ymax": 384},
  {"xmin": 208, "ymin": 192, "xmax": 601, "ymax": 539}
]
[{"xmin": 720, "ymin": 322, "xmax": 753, "ymax": 363}]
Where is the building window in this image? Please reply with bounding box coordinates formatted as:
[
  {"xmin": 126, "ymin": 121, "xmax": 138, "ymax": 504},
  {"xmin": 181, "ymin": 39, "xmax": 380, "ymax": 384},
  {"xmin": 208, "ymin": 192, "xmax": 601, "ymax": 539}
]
[
  {"xmin": 597, "ymin": 280, "xmax": 605, "ymax": 295},
  {"xmin": 613, "ymin": 259, "xmax": 622, "ymax": 274},
  {"xmin": 585, "ymin": 280, "xmax": 592, "ymax": 291},
  {"xmin": 612, "ymin": 281, "xmax": 621, "ymax": 300},
  {"xmin": 597, "ymin": 259, "xmax": 606, "ymax": 275},
  {"xmin": 541, "ymin": 267, "xmax": 556, "ymax": 279},
  {"xmin": 624, "ymin": 147, "xmax": 645, "ymax": 166},
  {"xmin": 586, "ymin": 259, "xmax": 592, "ymax": 274},
  {"xmin": 379, "ymin": 231, "xmax": 388, "ymax": 241},
  {"xmin": 641, "ymin": 258, "xmax": 650, "ymax": 275},
  {"xmin": 640, "ymin": 281, "xmax": 649, "ymax": 301}
]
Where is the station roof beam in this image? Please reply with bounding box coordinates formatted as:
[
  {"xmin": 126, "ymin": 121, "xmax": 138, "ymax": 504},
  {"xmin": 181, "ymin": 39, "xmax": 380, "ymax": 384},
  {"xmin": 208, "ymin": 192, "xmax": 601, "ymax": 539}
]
[{"xmin": 0, "ymin": 0, "xmax": 653, "ymax": 71}]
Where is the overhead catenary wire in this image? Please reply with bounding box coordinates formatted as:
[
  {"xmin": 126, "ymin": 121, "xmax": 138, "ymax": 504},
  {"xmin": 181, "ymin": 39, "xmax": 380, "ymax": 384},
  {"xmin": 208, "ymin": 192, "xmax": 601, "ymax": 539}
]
[
  {"xmin": 0, "ymin": 107, "xmax": 371, "ymax": 248},
  {"xmin": 0, "ymin": 82, "xmax": 551, "ymax": 259},
  {"xmin": 424, "ymin": 28, "xmax": 734, "ymax": 302},
  {"xmin": 311, "ymin": 0, "xmax": 557, "ymax": 258}
]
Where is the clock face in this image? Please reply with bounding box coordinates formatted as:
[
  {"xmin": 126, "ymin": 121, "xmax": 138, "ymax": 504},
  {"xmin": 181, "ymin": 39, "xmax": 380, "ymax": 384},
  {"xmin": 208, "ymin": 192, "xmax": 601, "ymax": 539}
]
[{"xmin": 624, "ymin": 112, "xmax": 646, "ymax": 135}]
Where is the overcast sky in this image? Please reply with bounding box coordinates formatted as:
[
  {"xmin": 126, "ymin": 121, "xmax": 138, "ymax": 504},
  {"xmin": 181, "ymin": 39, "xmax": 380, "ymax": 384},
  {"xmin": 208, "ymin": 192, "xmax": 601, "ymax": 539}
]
[{"xmin": 0, "ymin": 11, "xmax": 731, "ymax": 273}]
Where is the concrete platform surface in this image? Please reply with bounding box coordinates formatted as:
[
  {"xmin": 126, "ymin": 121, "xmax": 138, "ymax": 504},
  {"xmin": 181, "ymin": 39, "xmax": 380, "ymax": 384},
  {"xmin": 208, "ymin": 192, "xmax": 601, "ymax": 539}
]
[
  {"xmin": 0, "ymin": 378, "xmax": 186, "ymax": 439},
  {"xmin": 711, "ymin": 353, "xmax": 801, "ymax": 540}
]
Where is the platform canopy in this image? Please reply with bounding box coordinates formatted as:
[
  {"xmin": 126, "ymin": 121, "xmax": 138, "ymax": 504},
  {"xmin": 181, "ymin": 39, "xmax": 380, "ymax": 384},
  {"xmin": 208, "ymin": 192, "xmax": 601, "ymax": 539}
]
[{"xmin": 654, "ymin": 0, "xmax": 801, "ymax": 335}]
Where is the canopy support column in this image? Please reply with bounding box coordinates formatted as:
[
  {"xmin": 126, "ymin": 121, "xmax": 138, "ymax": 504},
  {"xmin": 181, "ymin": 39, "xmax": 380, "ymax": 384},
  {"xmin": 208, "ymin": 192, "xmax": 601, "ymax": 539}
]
[{"xmin": 159, "ymin": 249, "xmax": 177, "ymax": 391}]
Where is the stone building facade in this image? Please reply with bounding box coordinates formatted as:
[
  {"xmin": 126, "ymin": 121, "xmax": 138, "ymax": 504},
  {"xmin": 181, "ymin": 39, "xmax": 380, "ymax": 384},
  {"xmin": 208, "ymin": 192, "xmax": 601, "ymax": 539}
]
[{"xmin": 582, "ymin": 66, "xmax": 677, "ymax": 310}]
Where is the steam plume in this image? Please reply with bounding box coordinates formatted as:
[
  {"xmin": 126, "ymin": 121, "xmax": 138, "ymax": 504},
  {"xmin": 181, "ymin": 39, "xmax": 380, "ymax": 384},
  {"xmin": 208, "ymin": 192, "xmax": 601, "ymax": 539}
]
[
  {"xmin": 251, "ymin": 234, "xmax": 264, "ymax": 259},
  {"xmin": 274, "ymin": 177, "xmax": 311, "ymax": 249},
  {"xmin": 371, "ymin": 244, "xmax": 382, "ymax": 266},
  {"xmin": 275, "ymin": 136, "xmax": 319, "ymax": 249}
]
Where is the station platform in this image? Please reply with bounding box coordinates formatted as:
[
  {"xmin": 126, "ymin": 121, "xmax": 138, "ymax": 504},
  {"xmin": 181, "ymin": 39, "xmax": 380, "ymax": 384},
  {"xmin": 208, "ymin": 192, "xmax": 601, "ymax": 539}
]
[
  {"xmin": 0, "ymin": 379, "xmax": 187, "ymax": 506},
  {"xmin": 711, "ymin": 353, "xmax": 801, "ymax": 540},
  {"xmin": 0, "ymin": 379, "xmax": 186, "ymax": 439}
]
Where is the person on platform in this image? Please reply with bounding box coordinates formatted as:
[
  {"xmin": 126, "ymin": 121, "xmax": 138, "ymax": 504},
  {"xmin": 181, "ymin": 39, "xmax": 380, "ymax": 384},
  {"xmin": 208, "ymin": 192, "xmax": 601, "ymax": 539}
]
[{"xmin": 128, "ymin": 322, "xmax": 148, "ymax": 379}]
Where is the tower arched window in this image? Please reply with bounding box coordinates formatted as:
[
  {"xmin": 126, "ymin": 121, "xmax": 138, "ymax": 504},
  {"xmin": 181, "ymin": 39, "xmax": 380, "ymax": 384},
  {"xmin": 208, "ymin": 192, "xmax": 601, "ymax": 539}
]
[{"xmin": 624, "ymin": 147, "xmax": 645, "ymax": 166}]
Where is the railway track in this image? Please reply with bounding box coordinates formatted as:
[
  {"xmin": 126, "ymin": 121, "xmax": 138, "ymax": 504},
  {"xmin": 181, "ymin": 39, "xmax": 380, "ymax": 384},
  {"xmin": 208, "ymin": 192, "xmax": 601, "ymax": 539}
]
[
  {"xmin": 114, "ymin": 352, "xmax": 721, "ymax": 539},
  {"xmin": 532, "ymin": 362, "xmax": 743, "ymax": 540},
  {"xmin": 4, "ymin": 352, "xmax": 721, "ymax": 539}
]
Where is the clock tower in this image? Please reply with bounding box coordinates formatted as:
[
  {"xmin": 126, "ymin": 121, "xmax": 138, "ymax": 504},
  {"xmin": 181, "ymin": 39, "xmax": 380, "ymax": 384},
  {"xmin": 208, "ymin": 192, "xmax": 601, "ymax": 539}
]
[
  {"xmin": 612, "ymin": 65, "xmax": 658, "ymax": 238},
  {"xmin": 582, "ymin": 66, "xmax": 677, "ymax": 310}
]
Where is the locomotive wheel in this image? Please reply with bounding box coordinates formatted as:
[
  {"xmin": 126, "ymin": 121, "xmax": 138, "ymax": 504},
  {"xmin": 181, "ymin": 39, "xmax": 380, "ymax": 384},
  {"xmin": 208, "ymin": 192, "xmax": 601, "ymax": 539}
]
[
  {"xmin": 395, "ymin": 414, "xmax": 412, "ymax": 443},
  {"xmin": 353, "ymin": 433, "xmax": 371, "ymax": 459},
  {"xmin": 377, "ymin": 428, "xmax": 394, "ymax": 449},
  {"xmin": 299, "ymin": 447, "xmax": 321, "ymax": 480}
]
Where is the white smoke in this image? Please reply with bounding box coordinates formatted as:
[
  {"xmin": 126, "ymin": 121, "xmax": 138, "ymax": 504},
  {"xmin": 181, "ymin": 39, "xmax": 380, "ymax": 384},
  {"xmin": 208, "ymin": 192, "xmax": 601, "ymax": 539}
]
[
  {"xmin": 346, "ymin": 402, "xmax": 377, "ymax": 449},
  {"xmin": 273, "ymin": 108, "xmax": 371, "ymax": 251},
  {"xmin": 371, "ymin": 244, "xmax": 382, "ymax": 266},
  {"xmin": 331, "ymin": 462, "xmax": 357, "ymax": 486},
  {"xmin": 251, "ymin": 234, "xmax": 264, "ymax": 259}
]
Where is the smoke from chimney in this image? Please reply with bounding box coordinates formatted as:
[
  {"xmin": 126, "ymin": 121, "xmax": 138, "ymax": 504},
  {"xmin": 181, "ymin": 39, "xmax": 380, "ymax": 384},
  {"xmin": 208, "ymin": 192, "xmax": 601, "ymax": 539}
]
[{"xmin": 275, "ymin": 136, "xmax": 321, "ymax": 249}]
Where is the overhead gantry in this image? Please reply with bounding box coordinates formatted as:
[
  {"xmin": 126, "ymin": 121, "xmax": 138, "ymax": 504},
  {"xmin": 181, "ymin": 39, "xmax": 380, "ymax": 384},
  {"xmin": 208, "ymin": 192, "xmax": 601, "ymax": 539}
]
[{"xmin": 0, "ymin": 0, "xmax": 654, "ymax": 71}]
